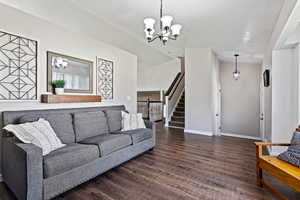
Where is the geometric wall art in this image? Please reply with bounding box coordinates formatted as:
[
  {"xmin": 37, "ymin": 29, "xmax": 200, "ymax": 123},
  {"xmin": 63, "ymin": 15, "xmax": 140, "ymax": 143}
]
[
  {"xmin": 96, "ymin": 57, "xmax": 113, "ymax": 100},
  {"xmin": 0, "ymin": 31, "xmax": 37, "ymax": 100}
]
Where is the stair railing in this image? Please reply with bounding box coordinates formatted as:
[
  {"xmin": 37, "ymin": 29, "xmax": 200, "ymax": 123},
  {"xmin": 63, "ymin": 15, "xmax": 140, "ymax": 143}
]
[{"xmin": 164, "ymin": 73, "xmax": 185, "ymax": 126}]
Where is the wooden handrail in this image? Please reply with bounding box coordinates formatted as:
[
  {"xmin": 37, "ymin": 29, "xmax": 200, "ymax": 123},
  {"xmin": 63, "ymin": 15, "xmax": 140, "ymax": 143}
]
[
  {"xmin": 165, "ymin": 72, "xmax": 181, "ymax": 96},
  {"xmin": 169, "ymin": 73, "xmax": 184, "ymax": 100},
  {"xmin": 137, "ymin": 100, "xmax": 163, "ymax": 103}
]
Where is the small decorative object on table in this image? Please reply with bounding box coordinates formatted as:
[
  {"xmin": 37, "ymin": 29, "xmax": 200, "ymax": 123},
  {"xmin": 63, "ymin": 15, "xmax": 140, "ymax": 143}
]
[{"xmin": 52, "ymin": 80, "xmax": 65, "ymax": 95}]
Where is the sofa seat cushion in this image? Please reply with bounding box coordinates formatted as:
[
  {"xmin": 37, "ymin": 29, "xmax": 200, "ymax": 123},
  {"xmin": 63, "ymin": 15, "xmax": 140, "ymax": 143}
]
[
  {"xmin": 43, "ymin": 143, "xmax": 99, "ymax": 178},
  {"xmin": 112, "ymin": 128, "xmax": 152, "ymax": 144},
  {"xmin": 19, "ymin": 113, "xmax": 75, "ymax": 144},
  {"xmin": 79, "ymin": 134, "xmax": 132, "ymax": 156},
  {"xmin": 73, "ymin": 111, "xmax": 109, "ymax": 142}
]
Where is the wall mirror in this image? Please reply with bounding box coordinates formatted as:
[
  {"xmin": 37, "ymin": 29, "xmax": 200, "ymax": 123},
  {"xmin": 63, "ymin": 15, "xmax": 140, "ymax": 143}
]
[{"xmin": 47, "ymin": 51, "xmax": 93, "ymax": 93}]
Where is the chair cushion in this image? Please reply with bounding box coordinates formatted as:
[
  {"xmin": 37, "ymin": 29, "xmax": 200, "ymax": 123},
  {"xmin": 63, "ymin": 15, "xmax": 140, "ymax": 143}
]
[
  {"xmin": 112, "ymin": 128, "xmax": 152, "ymax": 144},
  {"xmin": 288, "ymin": 132, "xmax": 300, "ymax": 153},
  {"xmin": 73, "ymin": 111, "xmax": 109, "ymax": 142},
  {"xmin": 19, "ymin": 113, "xmax": 75, "ymax": 144},
  {"xmin": 43, "ymin": 143, "xmax": 99, "ymax": 178},
  {"xmin": 79, "ymin": 134, "xmax": 132, "ymax": 156},
  {"xmin": 278, "ymin": 132, "xmax": 300, "ymax": 168},
  {"xmin": 104, "ymin": 110, "xmax": 122, "ymax": 132}
]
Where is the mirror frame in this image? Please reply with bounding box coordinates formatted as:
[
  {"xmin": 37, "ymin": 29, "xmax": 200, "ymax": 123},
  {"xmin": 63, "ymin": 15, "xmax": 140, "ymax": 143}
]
[{"xmin": 47, "ymin": 51, "xmax": 93, "ymax": 93}]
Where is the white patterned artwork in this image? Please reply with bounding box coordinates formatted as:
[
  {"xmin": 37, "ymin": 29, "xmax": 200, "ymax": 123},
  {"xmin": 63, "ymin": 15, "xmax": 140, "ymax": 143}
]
[
  {"xmin": 96, "ymin": 57, "xmax": 113, "ymax": 100},
  {"xmin": 0, "ymin": 31, "xmax": 37, "ymax": 100}
]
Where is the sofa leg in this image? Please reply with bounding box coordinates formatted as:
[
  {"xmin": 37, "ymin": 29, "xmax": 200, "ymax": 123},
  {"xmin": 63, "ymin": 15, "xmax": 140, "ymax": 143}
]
[{"xmin": 149, "ymin": 148, "xmax": 154, "ymax": 152}]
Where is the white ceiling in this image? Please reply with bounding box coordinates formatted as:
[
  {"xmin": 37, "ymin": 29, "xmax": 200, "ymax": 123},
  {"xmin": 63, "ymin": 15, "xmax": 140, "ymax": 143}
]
[{"xmin": 0, "ymin": 0, "xmax": 285, "ymax": 65}]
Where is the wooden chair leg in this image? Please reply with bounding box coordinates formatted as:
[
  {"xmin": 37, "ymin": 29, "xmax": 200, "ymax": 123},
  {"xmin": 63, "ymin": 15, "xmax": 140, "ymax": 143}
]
[
  {"xmin": 256, "ymin": 145, "xmax": 263, "ymax": 187},
  {"xmin": 256, "ymin": 167, "xmax": 263, "ymax": 187}
]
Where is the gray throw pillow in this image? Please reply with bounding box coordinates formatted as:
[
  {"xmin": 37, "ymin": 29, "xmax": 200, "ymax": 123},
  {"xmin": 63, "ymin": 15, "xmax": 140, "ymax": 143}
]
[{"xmin": 278, "ymin": 132, "xmax": 300, "ymax": 168}]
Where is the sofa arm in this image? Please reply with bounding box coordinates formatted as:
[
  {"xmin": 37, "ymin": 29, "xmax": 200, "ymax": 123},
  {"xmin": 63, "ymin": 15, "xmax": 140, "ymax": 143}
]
[
  {"xmin": 144, "ymin": 120, "xmax": 153, "ymax": 129},
  {"xmin": 144, "ymin": 120, "xmax": 156, "ymax": 145},
  {"xmin": 2, "ymin": 137, "xmax": 43, "ymax": 200}
]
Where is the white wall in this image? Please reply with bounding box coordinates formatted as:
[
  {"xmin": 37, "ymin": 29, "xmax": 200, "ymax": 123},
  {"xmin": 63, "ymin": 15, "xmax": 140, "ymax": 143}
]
[
  {"xmin": 137, "ymin": 59, "xmax": 181, "ymax": 91},
  {"xmin": 0, "ymin": 4, "xmax": 138, "ymax": 175},
  {"xmin": 260, "ymin": 0, "xmax": 297, "ymax": 143},
  {"xmin": 185, "ymin": 48, "xmax": 214, "ymax": 135},
  {"xmin": 220, "ymin": 61, "xmax": 261, "ymax": 138},
  {"xmin": 0, "ymin": 4, "xmax": 137, "ymax": 112},
  {"xmin": 211, "ymin": 52, "xmax": 221, "ymax": 135},
  {"xmin": 271, "ymin": 48, "xmax": 298, "ymax": 154}
]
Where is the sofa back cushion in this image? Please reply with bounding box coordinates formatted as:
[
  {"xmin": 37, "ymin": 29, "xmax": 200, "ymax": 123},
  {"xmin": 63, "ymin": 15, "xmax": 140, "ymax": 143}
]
[
  {"xmin": 104, "ymin": 110, "xmax": 122, "ymax": 132},
  {"xmin": 73, "ymin": 111, "xmax": 109, "ymax": 142},
  {"xmin": 19, "ymin": 113, "xmax": 75, "ymax": 144}
]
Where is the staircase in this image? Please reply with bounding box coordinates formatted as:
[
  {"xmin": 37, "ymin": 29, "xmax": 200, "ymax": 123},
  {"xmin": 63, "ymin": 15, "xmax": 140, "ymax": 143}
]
[{"xmin": 169, "ymin": 92, "xmax": 185, "ymax": 128}]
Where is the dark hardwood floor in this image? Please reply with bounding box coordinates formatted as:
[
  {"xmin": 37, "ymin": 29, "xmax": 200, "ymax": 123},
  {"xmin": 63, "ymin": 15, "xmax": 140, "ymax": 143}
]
[{"xmin": 1, "ymin": 123, "xmax": 300, "ymax": 200}]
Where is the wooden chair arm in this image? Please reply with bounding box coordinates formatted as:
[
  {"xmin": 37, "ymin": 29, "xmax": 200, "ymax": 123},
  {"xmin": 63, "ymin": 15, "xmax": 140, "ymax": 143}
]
[
  {"xmin": 254, "ymin": 142, "xmax": 290, "ymax": 147},
  {"xmin": 255, "ymin": 142, "xmax": 290, "ymax": 158}
]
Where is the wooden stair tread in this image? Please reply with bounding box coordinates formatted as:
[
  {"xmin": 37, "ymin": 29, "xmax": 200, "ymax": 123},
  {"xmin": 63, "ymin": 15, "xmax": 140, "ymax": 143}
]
[{"xmin": 168, "ymin": 92, "xmax": 185, "ymax": 128}]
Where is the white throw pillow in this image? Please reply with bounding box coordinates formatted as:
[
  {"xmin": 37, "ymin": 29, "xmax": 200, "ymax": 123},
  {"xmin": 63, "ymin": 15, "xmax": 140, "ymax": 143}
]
[
  {"xmin": 4, "ymin": 118, "xmax": 65, "ymax": 155},
  {"xmin": 121, "ymin": 111, "xmax": 146, "ymax": 131}
]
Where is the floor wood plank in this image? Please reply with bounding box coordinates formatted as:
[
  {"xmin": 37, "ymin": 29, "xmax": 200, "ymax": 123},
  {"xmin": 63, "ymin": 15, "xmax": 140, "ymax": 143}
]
[{"xmin": 1, "ymin": 123, "xmax": 300, "ymax": 200}]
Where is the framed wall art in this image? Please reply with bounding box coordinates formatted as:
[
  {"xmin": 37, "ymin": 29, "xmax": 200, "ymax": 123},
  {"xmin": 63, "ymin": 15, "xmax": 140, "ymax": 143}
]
[
  {"xmin": 0, "ymin": 31, "xmax": 37, "ymax": 100},
  {"xmin": 96, "ymin": 57, "xmax": 113, "ymax": 100}
]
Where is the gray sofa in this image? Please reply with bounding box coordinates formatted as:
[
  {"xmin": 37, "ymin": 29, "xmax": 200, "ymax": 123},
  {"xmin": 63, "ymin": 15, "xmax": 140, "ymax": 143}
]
[{"xmin": 1, "ymin": 105, "xmax": 156, "ymax": 200}]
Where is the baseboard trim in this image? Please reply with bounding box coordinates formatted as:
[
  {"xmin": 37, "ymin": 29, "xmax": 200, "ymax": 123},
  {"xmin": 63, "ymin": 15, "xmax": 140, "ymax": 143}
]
[
  {"xmin": 184, "ymin": 129, "xmax": 213, "ymax": 136},
  {"xmin": 221, "ymin": 132, "xmax": 261, "ymax": 140}
]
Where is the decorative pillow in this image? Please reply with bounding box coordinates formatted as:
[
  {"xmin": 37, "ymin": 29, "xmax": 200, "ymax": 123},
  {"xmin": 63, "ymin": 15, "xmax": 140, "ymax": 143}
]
[
  {"xmin": 121, "ymin": 111, "xmax": 146, "ymax": 131},
  {"xmin": 3, "ymin": 119, "xmax": 65, "ymax": 156},
  {"xmin": 278, "ymin": 132, "xmax": 300, "ymax": 168},
  {"xmin": 19, "ymin": 113, "xmax": 75, "ymax": 144}
]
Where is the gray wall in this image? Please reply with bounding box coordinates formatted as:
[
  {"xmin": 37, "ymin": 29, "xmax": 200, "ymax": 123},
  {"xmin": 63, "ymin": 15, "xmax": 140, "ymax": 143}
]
[{"xmin": 220, "ymin": 61, "xmax": 261, "ymax": 138}]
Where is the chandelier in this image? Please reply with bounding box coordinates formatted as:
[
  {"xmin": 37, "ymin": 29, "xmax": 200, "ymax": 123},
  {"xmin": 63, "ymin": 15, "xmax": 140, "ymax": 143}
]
[
  {"xmin": 233, "ymin": 54, "xmax": 240, "ymax": 80},
  {"xmin": 143, "ymin": 0, "xmax": 182, "ymax": 45}
]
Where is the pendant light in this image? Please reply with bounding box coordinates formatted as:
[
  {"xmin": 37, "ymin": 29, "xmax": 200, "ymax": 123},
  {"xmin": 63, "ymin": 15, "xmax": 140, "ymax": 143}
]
[
  {"xmin": 233, "ymin": 54, "xmax": 240, "ymax": 80},
  {"xmin": 143, "ymin": 0, "xmax": 182, "ymax": 45}
]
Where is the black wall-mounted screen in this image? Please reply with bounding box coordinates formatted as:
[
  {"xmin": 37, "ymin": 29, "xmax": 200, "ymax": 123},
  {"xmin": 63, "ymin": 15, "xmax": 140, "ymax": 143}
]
[{"xmin": 263, "ymin": 69, "xmax": 270, "ymax": 87}]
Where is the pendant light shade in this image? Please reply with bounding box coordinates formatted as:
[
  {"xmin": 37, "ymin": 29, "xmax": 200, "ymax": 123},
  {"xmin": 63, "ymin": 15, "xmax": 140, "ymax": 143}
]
[
  {"xmin": 144, "ymin": 18, "xmax": 156, "ymax": 31},
  {"xmin": 161, "ymin": 16, "xmax": 173, "ymax": 30},
  {"xmin": 233, "ymin": 71, "xmax": 240, "ymax": 80},
  {"xmin": 171, "ymin": 24, "xmax": 182, "ymax": 37}
]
